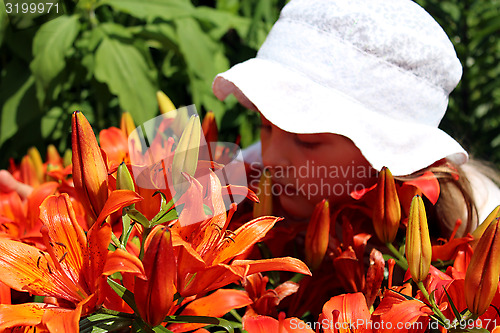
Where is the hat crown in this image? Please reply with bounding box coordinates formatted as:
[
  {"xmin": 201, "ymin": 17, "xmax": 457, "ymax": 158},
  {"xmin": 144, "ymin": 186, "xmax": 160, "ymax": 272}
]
[
  {"xmin": 276, "ymin": 0, "xmax": 462, "ymax": 94},
  {"xmin": 255, "ymin": 0, "xmax": 463, "ymax": 128}
]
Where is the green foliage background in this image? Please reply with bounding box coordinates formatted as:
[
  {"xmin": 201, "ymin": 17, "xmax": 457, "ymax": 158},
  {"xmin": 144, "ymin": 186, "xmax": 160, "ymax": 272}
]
[{"xmin": 0, "ymin": 0, "xmax": 499, "ymax": 169}]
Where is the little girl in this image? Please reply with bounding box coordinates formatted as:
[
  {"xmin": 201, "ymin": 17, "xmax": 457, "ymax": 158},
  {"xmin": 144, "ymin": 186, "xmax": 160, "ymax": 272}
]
[{"xmin": 212, "ymin": 0, "xmax": 500, "ymax": 237}]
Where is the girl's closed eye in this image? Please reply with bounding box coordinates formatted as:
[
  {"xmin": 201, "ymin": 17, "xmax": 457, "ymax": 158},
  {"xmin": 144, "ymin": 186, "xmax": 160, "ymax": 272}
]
[{"xmin": 294, "ymin": 134, "xmax": 322, "ymax": 149}]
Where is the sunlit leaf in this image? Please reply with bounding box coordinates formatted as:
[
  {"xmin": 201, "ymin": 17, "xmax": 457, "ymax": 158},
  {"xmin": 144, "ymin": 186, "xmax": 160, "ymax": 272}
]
[{"xmin": 94, "ymin": 38, "xmax": 157, "ymax": 124}]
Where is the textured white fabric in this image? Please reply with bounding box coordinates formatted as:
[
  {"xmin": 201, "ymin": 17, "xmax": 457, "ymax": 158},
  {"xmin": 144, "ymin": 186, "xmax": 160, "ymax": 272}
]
[{"xmin": 213, "ymin": 0, "xmax": 468, "ymax": 176}]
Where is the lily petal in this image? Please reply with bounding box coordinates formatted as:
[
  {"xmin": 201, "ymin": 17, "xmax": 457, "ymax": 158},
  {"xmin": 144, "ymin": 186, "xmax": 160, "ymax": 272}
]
[
  {"xmin": 102, "ymin": 249, "xmax": 145, "ymax": 279},
  {"xmin": 213, "ymin": 216, "xmax": 283, "ymax": 265},
  {"xmin": 234, "ymin": 257, "xmax": 312, "ymax": 277},
  {"xmin": 169, "ymin": 289, "xmax": 252, "ymax": 332},
  {"xmin": 85, "ymin": 221, "xmax": 111, "ymax": 292},
  {"xmin": 95, "ymin": 190, "xmax": 143, "ymax": 225},
  {"xmin": 0, "ymin": 238, "xmax": 82, "ymax": 302},
  {"xmin": 39, "ymin": 194, "xmax": 87, "ymax": 285},
  {"xmin": 42, "ymin": 303, "xmax": 82, "ymax": 333},
  {"xmin": 27, "ymin": 182, "xmax": 59, "ymax": 230},
  {"xmin": 0, "ymin": 303, "xmax": 48, "ymax": 330},
  {"xmin": 321, "ymin": 293, "xmax": 372, "ymax": 333}
]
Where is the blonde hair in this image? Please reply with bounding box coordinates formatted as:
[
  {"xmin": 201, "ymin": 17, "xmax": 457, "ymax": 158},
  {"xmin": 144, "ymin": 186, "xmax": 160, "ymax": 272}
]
[{"xmin": 398, "ymin": 159, "xmax": 500, "ymax": 238}]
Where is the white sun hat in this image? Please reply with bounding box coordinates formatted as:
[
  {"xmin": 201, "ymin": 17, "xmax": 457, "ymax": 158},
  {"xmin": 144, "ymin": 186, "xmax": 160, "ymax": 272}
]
[{"xmin": 212, "ymin": 0, "xmax": 468, "ymax": 176}]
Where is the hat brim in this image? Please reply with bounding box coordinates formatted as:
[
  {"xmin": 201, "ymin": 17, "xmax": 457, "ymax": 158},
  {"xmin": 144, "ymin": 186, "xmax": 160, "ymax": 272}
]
[{"xmin": 213, "ymin": 58, "xmax": 467, "ymax": 176}]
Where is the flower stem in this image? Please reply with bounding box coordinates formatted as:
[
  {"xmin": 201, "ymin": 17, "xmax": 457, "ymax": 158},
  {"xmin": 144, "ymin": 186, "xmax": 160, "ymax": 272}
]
[
  {"xmin": 386, "ymin": 242, "xmax": 408, "ymax": 270},
  {"xmin": 417, "ymin": 281, "xmax": 448, "ymax": 324},
  {"xmin": 139, "ymin": 227, "xmax": 152, "ymax": 260},
  {"xmin": 230, "ymin": 309, "xmax": 243, "ymax": 322}
]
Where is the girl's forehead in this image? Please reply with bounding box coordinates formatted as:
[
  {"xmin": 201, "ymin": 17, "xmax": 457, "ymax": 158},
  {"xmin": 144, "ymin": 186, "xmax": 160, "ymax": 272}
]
[{"xmin": 261, "ymin": 115, "xmax": 352, "ymax": 143}]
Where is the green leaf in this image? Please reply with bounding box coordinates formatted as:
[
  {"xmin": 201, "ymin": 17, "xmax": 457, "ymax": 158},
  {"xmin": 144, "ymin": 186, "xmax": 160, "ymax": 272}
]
[
  {"xmin": 163, "ymin": 315, "xmax": 235, "ymax": 333},
  {"xmin": 443, "ymin": 287, "xmax": 462, "ymax": 321},
  {"xmin": 0, "ymin": 61, "xmax": 40, "ymax": 146},
  {"xmin": 94, "ymin": 37, "xmax": 157, "ymax": 124},
  {"xmin": 30, "ymin": 15, "xmax": 80, "ymax": 93},
  {"xmin": 175, "ymin": 17, "xmax": 229, "ymax": 81},
  {"xmin": 98, "ymin": 0, "xmax": 194, "ymax": 21},
  {"xmin": 0, "ymin": 0, "xmax": 8, "ymax": 46},
  {"xmin": 449, "ymin": 329, "xmax": 490, "ymax": 333},
  {"xmin": 151, "ymin": 193, "xmax": 178, "ymax": 226},
  {"xmin": 152, "ymin": 325, "xmax": 174, "ymax": 333},
  {"xmin": 79, "ymin": 312, "xmax": 134, "ymax": 333},
  {"xmin": 151, "ymin": 209, "xmax": 178, "ymax": 227},
  {"xmin": 125, "ymin": 207, "xmax": 151, "ymax": 228},
  {"xmin": 41, "ymin": 106, "xmax": 65, "ymax": 139},
  {"xmin": 192, "ymin": 6, "xmax": 250, "ymax": 40},
  {"xmin": 99, "ymin": 22, "xmax": 134, "ymax": 40},
  {"xmin": 175, "ymin": 17, "xmax": 229, "ymax": 117},
  {"xmin": 107, "ymin": 277, "xmax": 139, "ymax": 314}
]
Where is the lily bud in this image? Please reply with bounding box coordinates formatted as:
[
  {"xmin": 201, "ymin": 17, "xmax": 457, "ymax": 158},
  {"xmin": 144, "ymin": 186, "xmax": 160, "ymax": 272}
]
[
  {"xmin": 120, "ymin": 112, "xmax": 143, "ymax": 161},
  {"xmin": 120, "ymin": 112, "xmax": 136, "ymax": 139},
  {"xmin": 156, "ymin": 90, "xmax": 177, "ymax": 115},
  {"xmin": 63, "ymin": 149, "xmax": 72, "ymax": 168},
  {"xmin": 172, "ymin": 106, "xmax": 189, "ymax": 137},
  {"xmin": 27, "ymin": 147, "xmax": 44, "ymax": 183},
  {"xmin": 253, "ymin": 169, "xmax": 273, "ymax": 218},
  {"xmin": 202, "ymin": 111, "xmax": 218, "ymax": 145},
  {"xmin": 201, "ymin": 111, "xmax": 219, "ymax": 161},
  {"xmin": 471, "ymin": 205, "xmax": 500, "ymax": 249},
  {"xmin": 405, "ymin": 195, "xmax": 432, "ymax": 283},
  {"xmin": 20, "ymin": 155, "xmax": 39, "ymax": 187},
  {"xmin": 305, "ymin": 199, "xmax": 330, "ymax": 270},
  {"xmin": 465, "ymin": 218, "xmax": 500, "ymax": 316},
  {"xmin": 71, "ymin": 111, "xmax": 109, "ymax": 222},
  {"xmin": 116, "ymin": 163, "xmax": 135, "ymax": 192},
  {"xmin": 135, "ymin": 226, "xmax": 177, "ymax": 327},
  {"xmin": 372, "ymin": 167, "xmax": 401, "ymax": 244},
  {"xmin": 46, "ymin": 144, "xmax": 62, "ymax": 168},
  {"xmin": 171, "ymin": 115, "xmax": 201, "ymax": 195}
]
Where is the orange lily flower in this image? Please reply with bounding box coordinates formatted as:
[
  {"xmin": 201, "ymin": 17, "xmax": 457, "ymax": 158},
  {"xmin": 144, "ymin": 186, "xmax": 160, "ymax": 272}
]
[
  {"xmin": 242, "ymin": 273, "xmax": 299, "ymax": 317},
  {"xmin": 99, "ymin": 127, "xmax": 129, "ymax": 169},
  {"xmin": 319, "ymin": 293, "xmax": 373, "ymax": 333},
  {"xmin": 172, "ymin": 170, "xmax": 311, "ymax": 297},
  {"xmin": 0, "ymin": 193, "xmax": 144, "ymax": 331},
  {"xmin": 373, "ymin": 289, "xmax": 433, "ymax": 333}
]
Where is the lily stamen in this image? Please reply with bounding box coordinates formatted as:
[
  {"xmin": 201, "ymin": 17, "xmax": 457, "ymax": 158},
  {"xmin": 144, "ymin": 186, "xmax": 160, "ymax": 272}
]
[
  {"xmin": 55, "ymin": 242, "xmax": 67, "ymax": 248},
  {"xmin": 59, "ymin": 252, "xmax": 68, "ymax": 263}
]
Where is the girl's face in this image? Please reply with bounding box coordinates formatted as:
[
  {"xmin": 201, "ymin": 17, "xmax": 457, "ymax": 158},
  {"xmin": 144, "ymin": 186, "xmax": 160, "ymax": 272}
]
[{"xmin": 260, "ymin": 115, "xmax": 377, "ymax": 220}]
